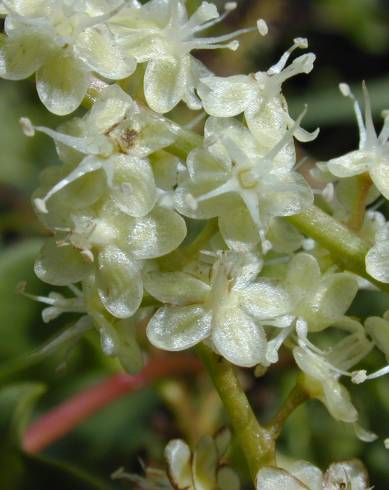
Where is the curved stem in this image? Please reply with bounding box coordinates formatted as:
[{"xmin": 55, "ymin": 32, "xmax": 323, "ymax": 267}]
[
  {"xmin": 347, "ymin": 173, "xmax": 372, "ymax": 232},
  {"xmin": 197, "ymin": 344, "xmax": 274, "ymax": 481},
  {"xmin": 23, "ymin": 354, "xmax": 201, "ymax": 454}
]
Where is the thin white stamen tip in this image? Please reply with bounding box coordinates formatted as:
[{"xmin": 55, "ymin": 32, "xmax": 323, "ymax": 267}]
[
  {"xmin": 34, "ymin": 198, "xmax": 48, "ymax": 214},
  {"xmin": 351, "ymin": 369, "xmax": 367, "ymax": 384},
  {"xmin": 339, "ymin": 82, "xmax": 351, "ymax": 97},
  {"xmin": 228, "ymin": 40, "xmax": 240, "ymax": 51},
  {"xmin": 224, "ymin": 2, "xmax": 237, "ymax": 11},
  {"xmin": 20, "ymin": 117, "xmax": 35, "ymax": 137},
  {"xmin": 81, "ymin": 249, "xmax": 95, "ymax": 263},
  {"xmin": 257, "ymin": 19, "xmax": 268, "ymax": 36},
  {"xmin": 294, "ymin": 37, "xmax": 308, "ymax": 49},
  {"xmin": 185, "ymin": 193, "xmax": 198, "ymax": 211},
  {"xmin": 303, "ymin": 238, "xmax": 315, "ymax": 251}
]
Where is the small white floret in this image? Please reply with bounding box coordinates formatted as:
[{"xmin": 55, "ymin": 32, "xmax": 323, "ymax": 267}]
[{"xmin": 224, "ymin": 2, "xmax": 237, "ymax": 11}]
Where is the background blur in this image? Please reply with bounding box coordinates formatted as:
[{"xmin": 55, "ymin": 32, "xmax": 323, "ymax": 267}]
[{"xmin": 1, "ymin": 0, "xmax": 389, "ymax": 488}]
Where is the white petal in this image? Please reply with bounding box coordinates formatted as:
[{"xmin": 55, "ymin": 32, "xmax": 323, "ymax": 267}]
[
  {"xmin": 369, "ymin": 157, "xmax": 389, "ymax": 199},
  {"xmin": 323, "ymin": 460, "xmax": 369, "ymax": 489},
  {"xmin": 304, "ymin": 273, "xmax": 358, "ymax": 331},
  {"xmin": 212, "ymin": 306, "xmax": 267, "ymax": 367},
  {"xmin": 76, "ymin": 25, "xmax": 136, "ymax": 79},
  {"xmin": 0, "ymin": 29, "xmax": 50, "ymax": 80},
  {"xmin": 286, "ymin": 253, "xmax": 320, "ymax": 304},
  {"xmin": 165, "ymin": 439, "xmax": 194, "ymax": 489},
  {"xmin": 128, "ymin": 207, "xmax": 186, "ymax": 259},
  {"xmin": 96, "ymin": 245, "xmax": 142, "ymax": 318},
  {"xmin": 321, "ymin": 379, "xmax": 358, "ymax": 423},
  {"xmin": 256, "ymin": 467, "xmax": 308, "ymax": 490},
  {"xmin": 267, "ymin": 218, "xmax": 303, "ymax": 253},
  {"xmin": 108, "ymin": 155, "xmax": 157, "ymax": 217},
  {"xmin": 143, "ymin": 270, "xmax": 210, "ymax": 305},
  {"xmin": 219, "ymin": 203, "xmax": 259, "ymax": 251},
  {"xmin": 198, "ymin": 75, "xmax": 257, "ymax": 117},
  {"xmin": 366, "ymin": 241, "xmax": 389, "ymax": 283},
  {"xmin": 36, "ymin": 54, "xmax": 89, "ymax": 115},
  {"xmin": 147, "ymin": 305, "xmax": 212, "ymax": 351},
  {"xmin": 144, "ymin": 56, "xmax": 188, "ymax": 113},
  {"xmin": 239, "ymin": 280, "xmax": 291, "ymax": 320},
  {"xmin": 34, "ymin": 237, "xmax": 92, "ymax": 286},
  {"xmin": 284, "ymin": 461, "xmax": 323, "ymax": 490},
  {"xmin": 365, "ymin": 316, "xmax": 389, "ymax": 361},
  {"xmin": 327, "ymin": 150, "xmax": 371, "ymax": 178}
]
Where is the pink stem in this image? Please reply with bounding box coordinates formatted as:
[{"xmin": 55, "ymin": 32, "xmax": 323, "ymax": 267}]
[{"xmin": 23, "ymin": 354, "xmax": 201, "ymax": 454}]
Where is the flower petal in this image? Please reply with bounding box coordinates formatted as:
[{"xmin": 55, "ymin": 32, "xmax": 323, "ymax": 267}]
[
  {"xmin": 327, "ymin": 150, "xmax": 370, "ymax": 178},
  {"xmin": 36, "ymin": 54, "xmax": 89, "ymax": 115},
  {"xmin": 147, "ymin": 305, "xmax": 212, "ymax": 351},
  {"xmin": 212, "ymin": 306, "xmax": 267, "ymax": 367},
  {"xmin": 165, "ymin": 439, "xmax": 193, "ymax": 489},
  {"xmin": 128, "ymin": 207, "xmax": 187, "ymax": 259},
  {"xmin": 366, "ymin": 241, "xmax": 389, "ymax": 283},
  {"xmin": 143, "ymin": 270, "xmax": 210, "ymax": 305},
  {"xmin": 34, "ymin": 237, "xmax": 92, "ymax": 286},
  {"xmin": 239, "ymin": 280, "xmax": 291, "ymax": 320},
  {"xmin": 321, "ymin": 379, "xmax": 358, "ymax": 423},
  {"xmin": 144, "ymin": 56, "xmax": 188, "ymax": 113},
  {"xmin": 323, "ymin": 460, "xmax": 369, "ymax": 489},
  {"xmin": 219, "ymin": 203, "xmax": 259, "ymax": 252},
  {"xmin": 96, "ymin": 245, "xmax": 142, "ymax": 318},
  {"xmin": 369, "ymin": 157, "xmax": 389, "ymax": 199},
  {"xmin": 365, "ymin": 316, "xmax": 389, "ymax": 361},
  {"xmin": 76, "ymin": 25, "xmax": 136, "ymax": 79},
  {"xmin": 108, "ymin": 155, "xmax": 157, "ymax": 217},
  {"xmin": 286, "ymin": 253, "xmax": 320, "ymax": 305},
  {"xmin": 198, "ymin": 75, "xmax": 257, "ymax": 117},
  {"xmin": 0, "ymin": 29, "xmax": 50, "ymax": 80}
]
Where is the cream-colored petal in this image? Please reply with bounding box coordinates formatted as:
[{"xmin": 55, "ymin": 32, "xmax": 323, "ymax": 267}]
[
  {"xmin": 76, "ymin": 25, "xmax": 136, "ymax": 79},
  {"xmin": 165, "ymin": 439, "xmax": 194, "ymax": 489},
  {"xmin": 96, "ymin": 245, "xmax": 142, "ymax": 318},
  {"xmin": 321, "ymin": 379, "xmax": 358, "ymax": 423},
  {"xmin": 192, "ymin": 436, "xmax": 218, "ymax": 490},
  {"xmin": 144, "ymin": 56, "xmax": 188, "ymax": 113},
  {"xmin": 239, "ymin": 280, "xmax": 291, "ymax": 320},
  {"xmin": 286, "ymin": 253, "xmax": 320, "ymax": 305},
  {"xmin": 327, "ymin": 150, "xmax": 371, "ymax": 178},
  {"xmin": 147, "ymin": 305, "xmax": 212, "ymax": 351},
  {"xmin": 212, "ymin": 306, "xmax": 267, "ymax": 367},
  {"xmin": 365, "ymin": 316, "xmax": 389, "ymax": 361},
  {"xmin": 128, "ymin": 207, "xmax": 186, "ymax": 259},
  {"xmin": 219, "ymin": 203, "xmax": 259, "ymax": 252},
  {"xmin": 36, "ymin": 54, "xmax": 89, "ymax": 115},
  {"xmin": 0, "ymin": 30, "xmax": 50, "ymax": 80},
  {"xmin": 323, "ymin": 460, "xmax": 369, "ymax": 489},
  {"xmin": 108, "ymin": 155, "xmax": 157, "ymax": 218},
  {"xmin": 366, "ymin": 241, "xmax": 389, "ymax": 283},
  {"xmin": 369, "ymin": 156, "xmax": 389, "ymax": 199},
  {"xmin": 34, "ymin": 237, "xmax": 92, "ymax": 286},
  {"xmin": 143, "ymin": 270, "xmax": 210, "ymax": 305}
]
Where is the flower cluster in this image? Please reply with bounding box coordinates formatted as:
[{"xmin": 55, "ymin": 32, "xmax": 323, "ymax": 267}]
[{"xmin": 4, "ymin": 0, "xmax": 389, "ymax": 483}]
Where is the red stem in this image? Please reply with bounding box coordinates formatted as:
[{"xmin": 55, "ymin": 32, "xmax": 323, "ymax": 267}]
[{"xmin": 23, "ymin": 354, "xmax": 201, "ymax": 454}]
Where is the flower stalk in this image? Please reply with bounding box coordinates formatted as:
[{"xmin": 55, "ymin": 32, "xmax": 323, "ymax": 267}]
[{"xmin": 196, "ymin": 344, "xmax": 275, "ymax": 481}]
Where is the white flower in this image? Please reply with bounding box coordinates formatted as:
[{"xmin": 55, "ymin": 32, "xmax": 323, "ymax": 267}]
[
  {"xmin": 293, "ymin": 319, "xmax": 373, "ymax": 424},
  {"xmin": 175, "ymin": 116, "xmax": 313, "ymax": 254},
  {"xmin": 25, "ymin": 84, "xmax": 176, "ymax": 217},
  {"xmin": 327, "ymin": 82, "xmax": 389, "ymax": 199},
  {"xmin": 256, "ymin": 459, "xmax": 370, "ymax": 490},
  {"xmin": 146, "ymin": 252, "xmax": 293, "ymax": 367},
  {"xmin": 198, "ymin": 37, "xmax": 318, "ymax": 146},
  {"xmin": 34, "ymin": 197, "xmax": 186, "ymax": 319},
  {"xmin": 0, "ymin": 0, "xmax": 136, "ymax": 114},
  {"xmin": 110, "ymin": 0, "xmax": 253, "ymax": 113}
]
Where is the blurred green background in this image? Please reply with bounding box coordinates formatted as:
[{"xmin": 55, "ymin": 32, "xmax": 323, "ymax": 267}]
[{"xmin": 1, "ymin": 0, "xmax": 389, "ymax": 488}]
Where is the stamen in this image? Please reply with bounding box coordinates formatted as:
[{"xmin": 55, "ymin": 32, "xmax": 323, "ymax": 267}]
[
  {"xmin": 268, "ymin": 37, "xmax": 309, "ymax": 75},
  {"xmin": 33, "ymin": 156, "xmax": 102, "ymax": 213},
  {"xmin": 378, "ymin": 110, "xmax": 389, "ymax": 144},
  {"xmin": 257, "ymin": 19, "xmax": 268, "ymax": 37},
  {"xmin": 339, "ymin": 82, "xmax": 366, "ymax": 149},
  {"xmin": 362, "ymin": 81, "xmax": 378, "ymax": 148}
]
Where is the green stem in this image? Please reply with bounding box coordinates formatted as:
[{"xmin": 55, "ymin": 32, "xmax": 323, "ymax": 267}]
[
  {"xmin": 196, "ymin": 344, "xmax": 274, "ymax": 481},
  {"xmin": 347, "ymin": 173, "xmax": 372, "ymax": 232},
  {"xmin": 286, "ymin": 206, "xmax": 389, "ymax": 292},
  {"xmin": 265, "ymin": 382, "xmax": 308, "ymax": 439}
]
